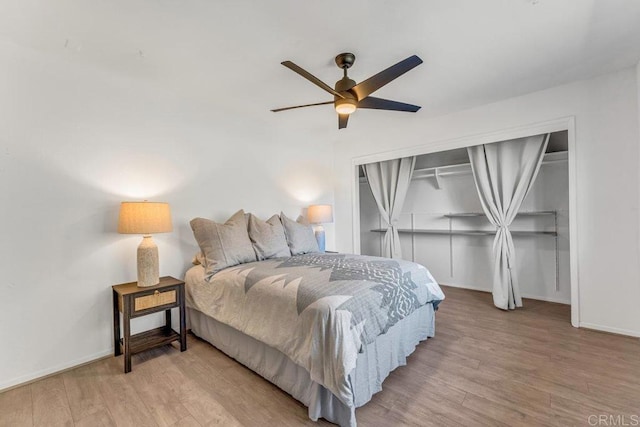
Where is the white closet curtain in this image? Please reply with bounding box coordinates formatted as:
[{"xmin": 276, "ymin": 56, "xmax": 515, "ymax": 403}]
[
  {"xmin": 364, "ymin": 156, "xmax": 416, "ymax": 259},
  {"xmin": 467, "ymin": 134, "xmax": 550, "ymax": 310}
]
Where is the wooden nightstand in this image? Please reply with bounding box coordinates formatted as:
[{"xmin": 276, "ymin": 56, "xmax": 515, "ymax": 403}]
[{"xmin": 112, "ymin": 276, "xmax": 187, "ymax": 373}]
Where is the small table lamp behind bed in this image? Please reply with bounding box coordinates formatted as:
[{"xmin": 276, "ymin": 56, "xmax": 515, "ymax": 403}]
[{"xmin": 307, "ymin": 204, "xmax": 333, "ymax": 253}]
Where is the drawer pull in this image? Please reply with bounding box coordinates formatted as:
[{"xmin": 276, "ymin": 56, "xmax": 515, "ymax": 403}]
[{"xmin": 134, "ymin": 290, "xmax": 176, "ymax": 311}]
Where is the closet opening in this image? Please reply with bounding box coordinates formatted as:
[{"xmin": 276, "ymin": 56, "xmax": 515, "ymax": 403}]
[{"xmin": 356, "ymin": 129, "xmax": 574, "ymax": 322}]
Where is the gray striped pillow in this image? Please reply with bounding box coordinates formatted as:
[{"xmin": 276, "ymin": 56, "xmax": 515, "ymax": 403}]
[
  {"xmin": 280, "ymin": 212, "xmax": 320, "ymax": 255},
  {"xmin": 190, "ymin": 209, "xmax": 257, "ymax": 280},
  {"xmin": 248, "ymin": 214, "xmax": 291, "ymax": 260}
]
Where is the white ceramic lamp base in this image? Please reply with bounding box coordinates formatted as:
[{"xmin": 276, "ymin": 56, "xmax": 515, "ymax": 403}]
[
  {"xmin": 313, "ymin": 225, "xmax": 326, "ymax": 253},
  {"xmin": 137, "ymin": 235, "xmax": 160, "ymax": 287}
]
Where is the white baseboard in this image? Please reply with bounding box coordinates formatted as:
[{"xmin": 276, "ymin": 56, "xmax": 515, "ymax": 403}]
[
  {"xmin": 519, "ymin": 293, "xmax": 570, "ymax": 305},
  {"xmin": 0, "ymin": 348, "xmax": 112, "ymax": 392},
  {"xmin": 440, "ymin": 282, "xmax": 492, "ymax": 293},
  {"xmin": 579, "ymin": 322, "xmax": 640, "ymax": 338},
  {"xmin": 440, "ymin": 282, "xmax": 570, "ymax": 305}
]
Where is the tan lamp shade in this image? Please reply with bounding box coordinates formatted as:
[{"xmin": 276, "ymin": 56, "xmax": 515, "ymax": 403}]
[
  {"xmin": 118, "ymin": 201, "xmax": 173, "ymax": 235},
  {"xmin": 307, "ymin": 204, "xmax": 334, "ymax": 224}
]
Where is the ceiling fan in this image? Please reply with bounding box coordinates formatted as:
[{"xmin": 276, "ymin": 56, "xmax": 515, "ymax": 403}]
[{"xmin": 271, "ymin": 53, "xmax": 423, "ymax": 129}]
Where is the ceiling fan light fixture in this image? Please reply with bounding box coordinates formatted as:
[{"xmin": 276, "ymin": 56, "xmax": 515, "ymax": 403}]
[{"xmin": 335, "ymin": 98, "xmax": 357, "ymax": 115}]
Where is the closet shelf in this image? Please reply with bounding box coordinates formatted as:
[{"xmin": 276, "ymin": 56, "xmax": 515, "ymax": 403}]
[
  {"xmin": 369, "ymin": 228, "xmax": 557, "ymax": 236},
  {"xmin": 369, "ymin": 209, "xmax": 559, "ymax": 291},
  {"xmin": 358, "ymin": 151, "xmax": 568, "ymax": 188},
  {"xmin": 444, "ymin": 210, "xmax": 556, "ymax": 218}
]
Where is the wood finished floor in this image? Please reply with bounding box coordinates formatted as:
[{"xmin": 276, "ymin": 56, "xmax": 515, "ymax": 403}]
[{"xmin": 2, "ymin": 286, "xmax": 639, "ymax": 426}]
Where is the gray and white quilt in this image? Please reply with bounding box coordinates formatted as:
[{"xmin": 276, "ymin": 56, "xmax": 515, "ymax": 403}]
[{"xmin": 185, "ymin": 253, "xmax": 444, "ymax": 407}]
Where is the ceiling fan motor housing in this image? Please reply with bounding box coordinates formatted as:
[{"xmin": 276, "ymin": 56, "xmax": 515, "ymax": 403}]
[
  {"xmin": 334, "ymin": 76, "xmax": 357, "ymax": 114},
  {"xmin": 335, "ymin": 76, "xmax": 357, "ymax": 93}
]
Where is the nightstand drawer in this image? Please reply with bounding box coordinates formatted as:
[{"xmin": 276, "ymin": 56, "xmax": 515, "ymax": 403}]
[{"xmin": 134, "ymin": 289, "xmax": 176, "ymax": 311}]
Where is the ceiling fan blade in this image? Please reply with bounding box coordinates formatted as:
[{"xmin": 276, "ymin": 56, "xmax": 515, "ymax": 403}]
[
  {"xmin": 358, "ymin": 96, "xmax": 421, "ymax": 112},
  {"xmin": 282, "ymin": 61, "xmax": 345, "ymax": 99},
  {"xmin": 338, "ymin": 114, "xmax": 349, "ymax": 129},
  {"xmin": 351, "ymin": 55, "xmax": 423, "ymax": 100},
  {"xmin": 271, "ymin": 101, "xmax": 333, "ymax": 112}
]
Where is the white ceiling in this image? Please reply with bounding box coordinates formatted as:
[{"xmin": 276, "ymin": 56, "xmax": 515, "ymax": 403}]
[{"xmin": 2, "ymin": 0, "xmax": 640, "ymax": 130}]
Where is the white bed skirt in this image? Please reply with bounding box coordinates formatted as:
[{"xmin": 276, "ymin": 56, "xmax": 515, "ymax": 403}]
[{"xmin": 188, "ymin": 303, "xmax": 435, "ymax": 426}]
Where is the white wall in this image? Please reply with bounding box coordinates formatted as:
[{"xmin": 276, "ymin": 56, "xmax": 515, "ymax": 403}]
[
  {"xmin": 0, "ymin": 41, "xmax": 335, "ymax": 389},
  {"xmin": 359, "ymin": 156, "xmax": 571, "ymax": 304},
  {"xmin": 334, "ymin": 67, "xmax": 640, "ymax": 337}
]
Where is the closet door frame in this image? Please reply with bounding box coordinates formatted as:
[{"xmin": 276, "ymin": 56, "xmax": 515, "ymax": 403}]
[{"xmin": 351, "ymin": 116, "xmax": 579, "ymax": 327}]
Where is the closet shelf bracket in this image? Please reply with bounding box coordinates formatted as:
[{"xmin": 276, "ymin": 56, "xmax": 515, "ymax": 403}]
[{"xmin": 434, "ymin": 168, "xmax": 443, "ymax": 190}]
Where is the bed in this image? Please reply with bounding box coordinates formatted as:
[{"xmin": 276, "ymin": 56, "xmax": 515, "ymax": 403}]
[{"xmin": 185, "ymin": 252, "xmax": 444, "ymax": 427}]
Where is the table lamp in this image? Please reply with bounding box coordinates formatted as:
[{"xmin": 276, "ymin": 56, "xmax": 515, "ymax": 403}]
[
  {"xmin": 118, "ymin": 201, "xmax": 172, "ymax": 287},
  {"xmin": 307, "ymin": 204, "xmax": 333, "ymax": 252}
]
